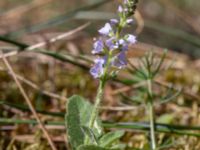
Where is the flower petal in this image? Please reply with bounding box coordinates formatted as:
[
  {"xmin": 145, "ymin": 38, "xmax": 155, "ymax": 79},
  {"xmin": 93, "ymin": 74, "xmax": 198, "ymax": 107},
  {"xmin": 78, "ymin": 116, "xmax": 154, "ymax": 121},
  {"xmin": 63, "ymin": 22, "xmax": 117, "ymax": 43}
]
[
  {"xmin": 90, "ymin": 58, "xmax": 105, "ymax": 78},
  {"xmin": 110, "ymin": 19, "xmax": 119, "ymax": 25},
  {"xmin": 127, "ymin": 34, "xmax": 136, "ymax": 44},
  {"xmin": 106, "ymin": 38, "xmax": 119, "ymax": 50},
  {"xmin": 112, "ymin": 52, "xmax": 127, "ymax": 69},
  {"xmin": 118, "ymin": 5, "xmax": 123, "ymax": 13},
  {"xmin": 92, "ymin": 39, "xmax": 104, "ymax": 54},
  {"xmin": 98, "ymin": 23, "xmax": 112, "ymax": 36}
]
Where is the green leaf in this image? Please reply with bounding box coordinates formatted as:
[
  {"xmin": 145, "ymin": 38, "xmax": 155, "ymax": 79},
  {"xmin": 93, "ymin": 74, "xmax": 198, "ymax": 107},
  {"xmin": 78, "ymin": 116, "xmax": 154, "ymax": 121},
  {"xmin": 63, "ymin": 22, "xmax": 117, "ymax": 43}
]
[
  {"xmin": 99, "ymin": 130, "xmax": 125, "ymax": 148},
  {"xmin": 77, "ymin": 145, "xmax": 120, "ymax": 150},
  {"xmin": 65, "ymin": 95, "xmax": 85, "ymax": 149},
  {"xmin": 75, "ymin": 97, "xmax": 102, "ymax": 138},
  {"xmin": 65, "ymin": 95, "xmax": 103, "ymax": 149}
]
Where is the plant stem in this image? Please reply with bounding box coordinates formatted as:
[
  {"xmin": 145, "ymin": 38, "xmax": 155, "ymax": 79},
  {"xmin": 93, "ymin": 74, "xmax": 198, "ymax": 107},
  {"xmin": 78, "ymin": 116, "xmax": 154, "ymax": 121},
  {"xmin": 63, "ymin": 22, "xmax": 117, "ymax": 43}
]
[
  {"xmin": 148, "ymin": 101, "xmax": 156, "ymax": 150},
  {"xmin": 85, "ymin": 79, "xmax": 105, "ymax": 144},
  {"xmin": 89, "ymin": 79, "xmax": 105, "ymax": 129},
  {"xmin": 147, "ymin": 79, "xmax": 157, "ymax": 150}
]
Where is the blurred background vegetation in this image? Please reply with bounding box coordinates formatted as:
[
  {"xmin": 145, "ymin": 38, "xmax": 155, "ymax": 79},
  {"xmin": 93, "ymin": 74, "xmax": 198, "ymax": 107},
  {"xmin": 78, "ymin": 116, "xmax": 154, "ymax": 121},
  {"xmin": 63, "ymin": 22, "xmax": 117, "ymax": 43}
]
[{"xmin": 0, "ymin": 0, "xmax": 200, "ymax": 57}]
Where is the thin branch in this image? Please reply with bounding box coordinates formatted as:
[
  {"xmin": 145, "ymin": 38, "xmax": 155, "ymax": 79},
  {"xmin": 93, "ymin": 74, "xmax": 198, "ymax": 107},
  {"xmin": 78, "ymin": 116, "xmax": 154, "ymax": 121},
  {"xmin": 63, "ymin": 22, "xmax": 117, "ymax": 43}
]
[{"xmin": 1, "ymin": 52, "xmax": 58, "ymax": 150}]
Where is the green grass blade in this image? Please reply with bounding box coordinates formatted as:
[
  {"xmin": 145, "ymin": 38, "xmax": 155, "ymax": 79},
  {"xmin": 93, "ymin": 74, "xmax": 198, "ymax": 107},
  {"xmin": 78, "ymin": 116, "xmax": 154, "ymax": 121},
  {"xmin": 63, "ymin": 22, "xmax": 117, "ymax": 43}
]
[
  {"xmin": 1, "ymin": 118, "xmax": 200, "ymax": 137},
  {"xmin": 0, "ymin": 36, "xmax": 28, "ymax": 49},
  {"xmin": 103, "ymin": 122, "xmax": 200, "ymax": 137}
]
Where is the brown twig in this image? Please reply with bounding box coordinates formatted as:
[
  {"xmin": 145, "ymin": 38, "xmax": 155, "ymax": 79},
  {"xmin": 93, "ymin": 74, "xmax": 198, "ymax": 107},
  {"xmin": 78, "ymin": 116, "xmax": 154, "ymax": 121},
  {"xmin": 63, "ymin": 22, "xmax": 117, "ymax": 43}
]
[
  {"xmin": 100, "ymin": 105, "xmax": 142, "ymax": 111},
  {"xmin": 1, "ymin": 53, "xmax": 58, "ymax": 150}
]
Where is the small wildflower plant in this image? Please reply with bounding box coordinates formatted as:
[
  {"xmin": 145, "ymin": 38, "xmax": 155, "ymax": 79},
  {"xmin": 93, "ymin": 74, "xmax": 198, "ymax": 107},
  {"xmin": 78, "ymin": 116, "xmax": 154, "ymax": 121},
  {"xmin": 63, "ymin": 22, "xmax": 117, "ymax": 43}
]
[{"xmin": 65, "ymin": 0, "xmax": 138, "ymax": 150}]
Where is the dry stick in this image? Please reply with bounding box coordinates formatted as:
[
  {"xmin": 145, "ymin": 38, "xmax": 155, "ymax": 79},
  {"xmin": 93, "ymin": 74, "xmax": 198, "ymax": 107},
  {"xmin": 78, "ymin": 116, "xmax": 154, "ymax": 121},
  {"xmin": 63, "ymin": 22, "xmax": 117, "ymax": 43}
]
[
  {"xmin": 100, "ymin": 105, "xmax": 143, "ymax": 111},
  {"xmin": 1, "ymin": 54, "xmax": 58, "ymax": 150}
]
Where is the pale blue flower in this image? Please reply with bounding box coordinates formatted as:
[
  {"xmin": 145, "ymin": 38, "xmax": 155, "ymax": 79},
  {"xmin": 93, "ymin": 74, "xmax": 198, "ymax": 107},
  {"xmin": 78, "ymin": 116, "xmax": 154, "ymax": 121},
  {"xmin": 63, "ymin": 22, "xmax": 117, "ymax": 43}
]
[
  {"xmin": 110, "ymin": 19, "xmax": 119, "ymax": 25},
  {"xmin": 90, "ymin": 58, "xmax": 105, "ymax": 78},
  {"xmin": 121, "ymin": 44, "xmax": 129, "ymax": 51},
  {"xmin": 92, "ymin": 39, "xmax": 104, "ymax": 54},
  {"xmin": 126, "ymin": 34, "xmax": 136, "ymax": 44},
  {"xmin": 118, "ymin": 5, "xmax": 123, "ymax": 13},
  {"xmin": 113, "ymin": 52, "xmax": 127, "ymax": 68},
  {"xmin": 126, "ymin": 19, "xmax": 133, "ymax": 24},
  {"xmin": 119, "ymin": 39, "xmax": 129, "ymax": 51},
  {"xmin": 98, "ymin": 23, "xmax": 112, "ymax": 36},
  {"xmin": 106, "ymin": 38, "xmax": 118, "ymax": 50},
  {"xmin": 119, "ymin": 39, "xmax": 126, "ymax": 45}
]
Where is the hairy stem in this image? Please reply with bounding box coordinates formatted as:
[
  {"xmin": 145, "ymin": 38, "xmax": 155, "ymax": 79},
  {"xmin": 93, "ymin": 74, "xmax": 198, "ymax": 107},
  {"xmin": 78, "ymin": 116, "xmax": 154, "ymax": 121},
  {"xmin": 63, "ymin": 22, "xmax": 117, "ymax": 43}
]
[
  {"xmin": 85, "ymin": 79, "xmax": 105, "ymax": 144},
  {"xmin": 89, "ymin": 80, "xmax": 105, "ymax": 129}
]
